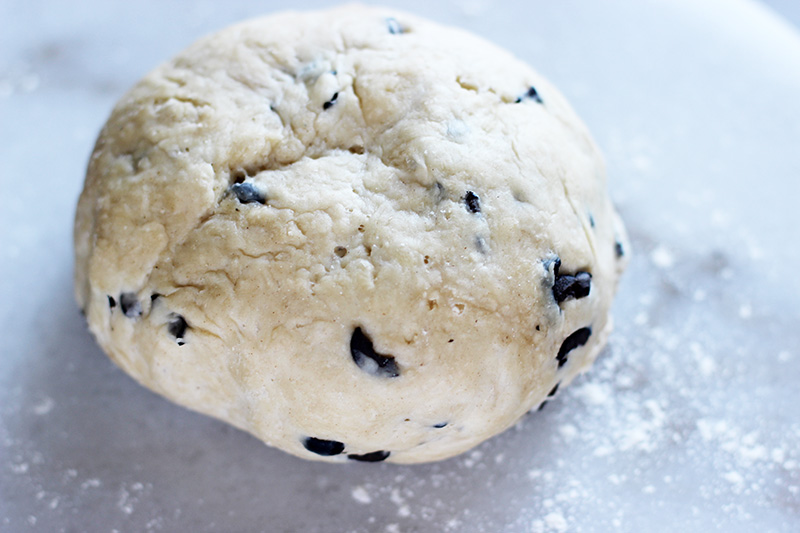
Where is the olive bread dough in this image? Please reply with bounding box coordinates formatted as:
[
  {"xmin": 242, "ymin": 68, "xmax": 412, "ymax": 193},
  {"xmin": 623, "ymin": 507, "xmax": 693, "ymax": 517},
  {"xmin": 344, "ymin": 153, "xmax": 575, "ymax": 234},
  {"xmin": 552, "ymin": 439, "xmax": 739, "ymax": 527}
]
[{"xmin": 74, "ymin": 5, "xmax": 629, "ymax": 463}]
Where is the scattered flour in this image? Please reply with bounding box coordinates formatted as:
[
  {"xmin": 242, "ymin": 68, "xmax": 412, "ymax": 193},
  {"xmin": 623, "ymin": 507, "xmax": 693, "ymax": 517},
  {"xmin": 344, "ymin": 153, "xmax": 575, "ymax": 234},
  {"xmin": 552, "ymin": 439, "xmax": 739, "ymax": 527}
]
[
  {"xmin": 32, "ymin": 397, "xmax": 54, "ymax": 416},
  {"xmin": 531, "ymin": 511, "xmax": 569, "ymax": 533},
  {"xmin": 10, "ymin": 461, "xmax": 29, "ymax": 474},
  {"xmin": 573, "ymin": 382, "xmax": 612, "ymax": 406},
  {"xmin": 351, "ymin": 486, "xmax": 372, "ymax": 505},
  {"xmin": 739, "ymin": 304, "xmax": 753, "ymax": 319},
  {"xmin": 81, "ymin": 478, "xmax": 102, "ymax": 490},
  {"xmin": 2, "ymin": 232, "xmax": 797, "ymax": 532},
  {"xmin": 544, "ymin": 512, "xmax": 568, "ymax": 532},
  {"xmin": 650, "ymin": 245, "xmax": 675, "ymax": 269}
]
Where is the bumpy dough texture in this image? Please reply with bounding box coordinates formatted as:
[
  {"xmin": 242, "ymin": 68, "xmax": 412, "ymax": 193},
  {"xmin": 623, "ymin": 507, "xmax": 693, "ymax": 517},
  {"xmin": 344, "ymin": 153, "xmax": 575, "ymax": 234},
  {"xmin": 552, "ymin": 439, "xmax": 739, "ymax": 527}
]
[{"xmin": 74, "ymin": 5, "xmax": 629, "ymax": 464}]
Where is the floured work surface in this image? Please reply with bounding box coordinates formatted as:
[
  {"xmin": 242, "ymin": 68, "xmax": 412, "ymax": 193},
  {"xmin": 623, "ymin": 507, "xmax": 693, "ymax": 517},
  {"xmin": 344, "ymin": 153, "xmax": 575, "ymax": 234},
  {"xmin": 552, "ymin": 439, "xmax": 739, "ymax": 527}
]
[{"xmin": 1, "ymin": 0, "xmax": 799, "ymax": 531}]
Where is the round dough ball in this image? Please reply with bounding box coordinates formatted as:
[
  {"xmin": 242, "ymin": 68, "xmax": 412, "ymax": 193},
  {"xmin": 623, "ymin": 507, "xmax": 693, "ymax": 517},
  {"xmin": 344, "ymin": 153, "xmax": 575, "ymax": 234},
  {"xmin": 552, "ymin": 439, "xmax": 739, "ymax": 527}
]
[{"xmin": 74, "ymin": 5, "xmax": 629, "ymax": 464}]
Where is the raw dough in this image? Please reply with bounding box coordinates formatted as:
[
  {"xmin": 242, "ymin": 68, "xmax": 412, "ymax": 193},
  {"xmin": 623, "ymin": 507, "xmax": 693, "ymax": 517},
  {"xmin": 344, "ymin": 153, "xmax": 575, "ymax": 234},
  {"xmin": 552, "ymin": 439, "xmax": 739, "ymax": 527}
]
[{"xmin": 74, "ymin": 5, "xmax": 629, "ymax": 463}]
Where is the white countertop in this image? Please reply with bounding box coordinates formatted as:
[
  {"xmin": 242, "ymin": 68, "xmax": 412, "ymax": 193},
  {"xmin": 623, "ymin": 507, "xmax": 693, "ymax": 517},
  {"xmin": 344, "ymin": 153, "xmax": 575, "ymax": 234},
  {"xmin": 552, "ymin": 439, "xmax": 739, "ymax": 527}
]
[{"xmin": 2, "ymin": 0, "xmax": 799, "ymax": 531}]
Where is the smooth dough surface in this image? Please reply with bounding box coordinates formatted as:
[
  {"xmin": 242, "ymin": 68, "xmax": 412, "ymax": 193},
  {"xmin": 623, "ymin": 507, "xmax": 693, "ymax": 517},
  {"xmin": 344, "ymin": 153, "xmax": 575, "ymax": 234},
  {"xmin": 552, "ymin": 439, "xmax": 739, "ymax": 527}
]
[{"xmin": 74, "ymin": 5, "xmax": 629, "ymax": 464}]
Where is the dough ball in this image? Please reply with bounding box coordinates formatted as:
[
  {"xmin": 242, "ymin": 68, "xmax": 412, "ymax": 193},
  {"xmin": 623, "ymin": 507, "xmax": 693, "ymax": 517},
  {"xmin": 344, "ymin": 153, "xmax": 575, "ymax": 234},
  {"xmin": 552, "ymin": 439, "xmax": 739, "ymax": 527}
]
[{"xmin": 74, "ymin": 5, "xmax": 629, "ymax": 464}]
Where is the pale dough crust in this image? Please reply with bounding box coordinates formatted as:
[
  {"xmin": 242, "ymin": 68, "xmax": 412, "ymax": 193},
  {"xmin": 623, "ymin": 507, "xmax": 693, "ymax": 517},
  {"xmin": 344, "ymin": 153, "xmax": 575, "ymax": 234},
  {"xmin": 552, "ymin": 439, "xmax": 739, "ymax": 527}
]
[{"xmin": 74, "ymin": 5, "xmax": 629, "ymax": 463}]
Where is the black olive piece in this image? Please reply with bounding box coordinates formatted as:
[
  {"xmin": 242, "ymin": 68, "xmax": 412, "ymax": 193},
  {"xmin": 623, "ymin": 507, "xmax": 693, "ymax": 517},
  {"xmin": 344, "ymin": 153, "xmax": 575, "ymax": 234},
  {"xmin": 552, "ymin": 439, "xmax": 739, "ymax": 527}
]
[
  {"xmin": 552, "ymin": 259, "xmax": 592, "ymax": 304},
  {"xmin": 150, "ymin": 293, "xmax": 161, "ymax": 302},
  {"xmin": 303, "ymin": 437, "xmax": 345, "ymax": 456},
  {"xmin": 538, "ymin": 401, "xmax": 548, "ymax": 411},
  {"xmin": 548, "ymin": 383, "xmax": 560, "ymax": 397},
  {"xmin": 515, "ymin": 85, "xmax": 543, "ymax": 104},
  {"xmin": 433, "ymin": 422, "xmax": 448, "ymax": 429},
  {"xmin": 322, "ymin": 92, "xmax": 339, "ymax": 110},
  {"xmin": 386, "ymin": 17, "xmax": 403, "ymax": 34},
  {"xmin": 350, "ymin": 327, "xmax": 400, "ymax": 378},
  {"xmin": 557, "ymin": 327, "xmax": 592, "ymax": 368},
  {"xmin": 167, "ymin": 314, "xmax": 188, "ymax": 345},
  {"xmin": 108, "ymin": 295, "xmax": 116, "ymax": 309},
  {"xmin": 119, "ymin": 293, "xmax": 142, "ymax": 318},
  {"xmin": 464, "ymin": 190, "xmax": 481, "ymax": 213},
  {"xmin": 230, "ymin": 182, "xmax": 266, "ymax": 204},
  {"xmin": 553, "ymin": 272, "xmax": 592, "ymax": 303},
  {"xmin": 615, "ymin": 241, "xmax": 625, "ymax": 258},
  {"xmin": 348, "ymin": 450, "xmax": 390, "ymax": 462}
]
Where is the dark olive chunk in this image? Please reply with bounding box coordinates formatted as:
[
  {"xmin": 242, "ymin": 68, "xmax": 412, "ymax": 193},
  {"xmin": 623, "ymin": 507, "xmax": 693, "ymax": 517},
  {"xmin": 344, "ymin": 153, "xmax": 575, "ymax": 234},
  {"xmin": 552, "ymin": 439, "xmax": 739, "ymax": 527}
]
[
  {"xmin": 552, "ymin": 258, "xmax": 592, "ymax": 304},
  {"xmin": 108, "ymin": 295, "xmax": 116, "ymax": 309},
  {"xmin": 350, "ymin": 327, "xmax": 400, "ymax": 378},
  {"xmin": 433, "ymin": 422, "xmax": 448, "ymax": 429},
  {"xmin": 515, "ymin": 85, "xmax": 543, "ymax": 104},
  {"xmin": 167, "ymin": 314, "xmax": 188, "ymax": 345},
  {"xmin": 548, "ymin": 383, "xmax": 560, "ymax": 397},
  {"xmin": 464, "ymin": 191, "xmax": 481, "ymax": 213},
  {"xmin": 615, "ymin": 241, "xmax": 625, "ymax": 258},
  {"xmin": 348, "ymin": 450, "xmax": 390, "ymax": 462},
  {"xmin": 557, "ymin": 327, "xmax": 592, "ymax": 368},
  {"xmin": 303, "ymin": 437, "xmax": 345, "ymax": 456},
  {"xmin": 230, "ymin": 182, "xmax": 266, "ymax": 204},
  {"xmin": 119, "ymin": 293, "xmax": 141, "ymax": 318},
  {"xmin": 553, "ymin": 272, "xmax": 592, "ymax": 303},
  {"xmin": 322, "ymin": 92, "xmax": 339, "ymax": 110}
]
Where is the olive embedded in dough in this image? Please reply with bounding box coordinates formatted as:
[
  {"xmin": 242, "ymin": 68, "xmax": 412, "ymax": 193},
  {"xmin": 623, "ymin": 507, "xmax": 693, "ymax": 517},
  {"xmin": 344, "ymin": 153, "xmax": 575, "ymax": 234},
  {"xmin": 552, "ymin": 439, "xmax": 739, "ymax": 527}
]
[
  {"xmin": 516, "ymin": 85, "xmax": 543, "ymax": 104},
  {"xmin": 464, "ymin": 190, "xmax": 481, "ymax": 213},
  {"xmin": 322, "ymin": 92, "xmax": 339, "ymax": 110},
  {"xmin": 535, "ymin": 383, "xmax": 560, "ymax": 411},
  {"xmin": 556, "ymin": 327, "xmax": 592, "ymax": 368},
  {"xmin": 552, "ymin": 259, "xmax": 592, "ymax": 304},
  {"xmin": 167, "ymin": 314, "xmax": 188, "ymax": 345},
  {"xmin": 350, "ymin": 327, "xmax": 400, "ymax": 378},
  {"xmin": 386, "ymin": 17, "xmax": 403, "ymax": 34},
  {"xmin": 119, "ymin": 293, "xmax": 141, "ymax": 318},
  {"xmin": 229, "ymin": 182, "xmax": 266, "ymax": 204},
  {"xmin": 303, "ymin": 436, "xmax": 345, "ymax": 456},
  {"xmin": 348, "ymin": 450, "xmax": 391, "ymax": 462}
]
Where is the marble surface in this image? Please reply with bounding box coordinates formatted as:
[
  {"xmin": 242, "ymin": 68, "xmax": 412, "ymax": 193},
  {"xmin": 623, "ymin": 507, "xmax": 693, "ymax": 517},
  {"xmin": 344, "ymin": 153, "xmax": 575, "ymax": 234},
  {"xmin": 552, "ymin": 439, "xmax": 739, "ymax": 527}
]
[{"xmin": 2, "ymin": 0, "xmax": 799, "ymax": 531}]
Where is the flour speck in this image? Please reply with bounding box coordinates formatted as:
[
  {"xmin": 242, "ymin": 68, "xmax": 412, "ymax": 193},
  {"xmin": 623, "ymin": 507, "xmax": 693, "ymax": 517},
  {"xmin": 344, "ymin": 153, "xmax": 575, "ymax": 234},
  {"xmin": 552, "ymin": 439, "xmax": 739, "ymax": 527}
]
[
  {"xmin": 32, "ymin": 397, "xmax": 54, "ymax": 416},
  {"xmin": 650, "ymin": 245, "xmax": 675, "ymax": 269},
  {"xmin": 351, "ymin": 486, "xmax": 372, "ymax": 505}
]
